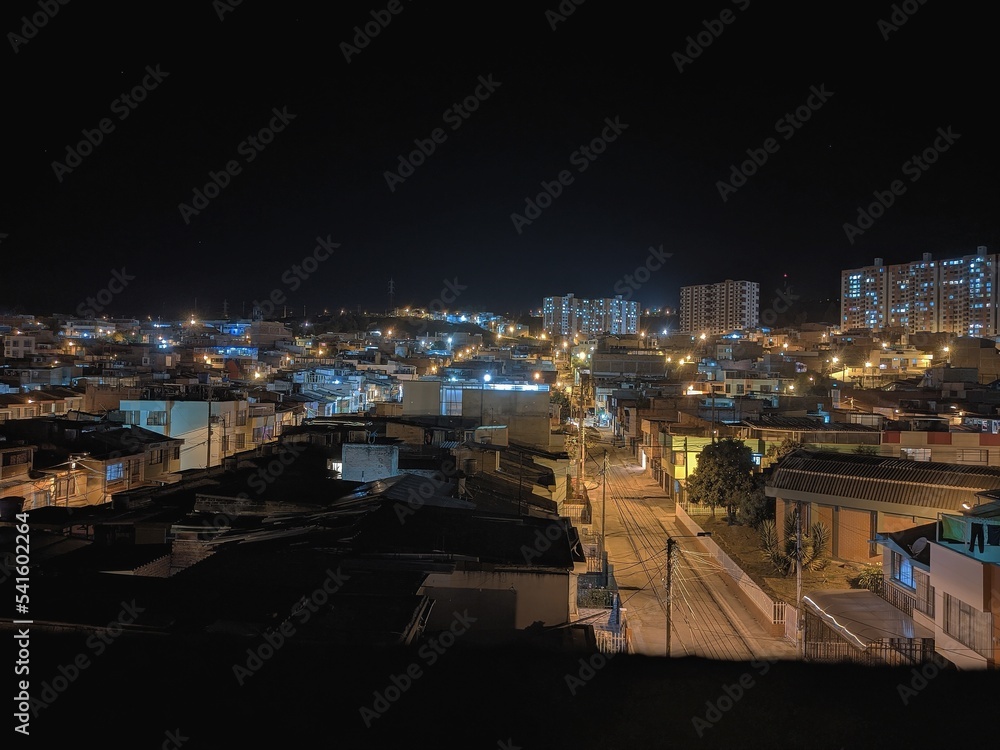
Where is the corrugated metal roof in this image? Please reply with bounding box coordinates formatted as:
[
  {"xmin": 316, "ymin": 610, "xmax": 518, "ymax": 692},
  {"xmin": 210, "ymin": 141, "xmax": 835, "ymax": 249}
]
[
  {"xmin": 767, "ymin": 450, "xmax": 1000, "ymax": 510},
  {"xmin": 744, "ymin": 416, "xmax": 880, "ymax": 432}
]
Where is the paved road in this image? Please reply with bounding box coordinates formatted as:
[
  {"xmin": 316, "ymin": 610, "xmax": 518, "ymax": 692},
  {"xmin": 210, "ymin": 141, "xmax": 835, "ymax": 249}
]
[{"xmin": 583, "ymin": 428, "xmax": 796, "ymax": 661}]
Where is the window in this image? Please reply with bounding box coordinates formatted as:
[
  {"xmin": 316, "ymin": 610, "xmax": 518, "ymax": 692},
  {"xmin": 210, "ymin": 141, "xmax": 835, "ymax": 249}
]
[
  {"xmin": 891, "ymin": 551, "xmax": 914, "ymax": 589},
  {"xmin": 172, "ymin": 446, "xmax": 180, "ymax": 460},
  {"xmin": 942, "ymin": 593, "xmax": 992, "ymax": 658},
  {"xmin": 914, "ymin": 569, "xmax": 935, "ymax": 617},
  {"xmin": 149, "ymin": 449, "xmax": 164, "ymax": 465},
  {"xmin": 236, "ymin": 411, "xmax": 248, "ymax": 426},
  {"xmin": 106, "ymin": 463, "xmax": 124, "ymax": 482},
  {"xmin": 55, "ymin": 476, "xmax": 78, "ymax": 499},
  {"xmin": 955, "ymin": 449, "xmax": 988, "ymax": 465},
  {"xmin": 235, "ymin": 434, "xmax": 246, "ymax": 450},
  {"xmin": 901, "ymin": 448, "xmax": 931, "ymax": 462},
  {"xmin": 222, "ymin": 435, "xmax": 230, "ymax": 454},
  {"xmin": 146, "ymin": 411, "xmax": 167, "ymax": 426}
]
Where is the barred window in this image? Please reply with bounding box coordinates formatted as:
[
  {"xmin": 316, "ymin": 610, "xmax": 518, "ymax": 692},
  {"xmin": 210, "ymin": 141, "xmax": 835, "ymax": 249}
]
[
  {"xmin": 914, "ymin": 569, "xmax": 935, "ymax": 617},
  {"xmin": 891, "ymin": 551, "xmax": 914, "ymax": 589},
  {"xmin": 942, "ymin": 593, "xmax": 992, "ymax": 658}
]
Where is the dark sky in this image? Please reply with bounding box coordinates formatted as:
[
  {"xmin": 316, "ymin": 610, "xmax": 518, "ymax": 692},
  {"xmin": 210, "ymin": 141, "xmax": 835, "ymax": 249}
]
[{"xmin": 2, "ymin": 1, "xmax": 997, "ymax": 320}]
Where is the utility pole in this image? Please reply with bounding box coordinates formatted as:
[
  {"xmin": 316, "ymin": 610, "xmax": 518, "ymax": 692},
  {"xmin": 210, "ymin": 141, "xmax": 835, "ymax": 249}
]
[
  {"xmin": 578, "ymin": 372, "xmax": 586, "ymax": 497},
  {"xmin": 206, "ymin": 383, "xmax": 213, "ymax": 470},
  {"xmin": 795, "ymin": 499, "xmax": 804, "ymax": 658},
  {"xmin": 665, "ymin": 533, "xmax": 712, "ymax": 657},
  {"xmin": 710, "ymin": 382, "xmax": 717, "ymax": 443},
  {"xmin": 666, "ymin": 537, "xmax": 675, "ymax": 657},
  {"xmin": 602, "ymin": 449, "xmax": 608, "ymax": 542}
]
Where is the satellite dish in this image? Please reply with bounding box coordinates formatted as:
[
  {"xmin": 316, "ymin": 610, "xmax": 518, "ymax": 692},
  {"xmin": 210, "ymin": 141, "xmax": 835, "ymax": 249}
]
[{"xmin": 909, "ymin": 537, "xmax": 929, "ymax": 555}]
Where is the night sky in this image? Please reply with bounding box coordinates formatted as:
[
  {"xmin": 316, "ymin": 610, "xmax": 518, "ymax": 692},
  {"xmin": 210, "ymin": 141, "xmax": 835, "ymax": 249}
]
[{"xmin": 2, "ymin": 1, "xmax": 997, "ymax": 320}]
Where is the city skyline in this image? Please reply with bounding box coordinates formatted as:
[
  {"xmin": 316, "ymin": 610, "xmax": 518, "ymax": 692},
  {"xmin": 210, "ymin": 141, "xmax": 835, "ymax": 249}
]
[{"xmin": 3, "ymin": 3, "xmax": 997, "ymax": 320}]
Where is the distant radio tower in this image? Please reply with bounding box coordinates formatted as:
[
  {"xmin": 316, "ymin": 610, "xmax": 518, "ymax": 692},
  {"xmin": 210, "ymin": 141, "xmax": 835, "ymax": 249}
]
[
  {"xmin": 388, "ymin": 278, "xmax": 395, "ymax": 315},
  {"xmin": 222, "ymin": 299, "xmax": 229, "ymax": 319}
]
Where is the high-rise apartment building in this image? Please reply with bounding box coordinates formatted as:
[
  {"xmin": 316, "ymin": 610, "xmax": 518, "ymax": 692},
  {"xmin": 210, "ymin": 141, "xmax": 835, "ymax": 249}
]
[
  {"xmin": 841, "ymin": 249, "xmax": 996, "ymax": 336},
  {"xmin": 543, "ymin": 294, "xmax": 639, "ymax": 336},
  {"xmin": 679, "ymin": 280, "xmax": 759, "ymax": 334}
]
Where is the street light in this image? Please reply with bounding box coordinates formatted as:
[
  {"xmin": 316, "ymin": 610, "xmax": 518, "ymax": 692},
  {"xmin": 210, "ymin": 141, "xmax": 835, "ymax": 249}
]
[{"xmin": 666, "ymin": 533, "xmax": 711, "ymax": 657}]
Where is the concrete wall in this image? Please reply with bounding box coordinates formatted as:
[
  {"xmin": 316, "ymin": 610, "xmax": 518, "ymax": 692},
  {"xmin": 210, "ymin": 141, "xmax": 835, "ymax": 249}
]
[
  {"xmin": 462, "ymin": 389, "xmax": 551, "ymax": 448},
  {"xmin": 401, "ymin": 379, "xmax": 441, "ymax": 416},
  {"xmin": 341, "ymin": 443, "xmax": 399, "ymax": 482}
]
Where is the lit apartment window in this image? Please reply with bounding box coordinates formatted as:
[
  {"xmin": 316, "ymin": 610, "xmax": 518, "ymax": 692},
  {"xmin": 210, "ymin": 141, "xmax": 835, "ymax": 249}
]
[
  {"xmin": 891, "ymin": 551, "xmax": 914, "ymax": 589},
  {"xmin": 106, "ymin": 463, "xmax": 124, "ymax": 482}
]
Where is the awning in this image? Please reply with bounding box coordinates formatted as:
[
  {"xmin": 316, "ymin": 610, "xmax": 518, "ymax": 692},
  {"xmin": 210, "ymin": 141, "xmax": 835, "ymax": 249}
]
[{"xmin": 803, "ymin": 590, "xmax": 934, "ymax": 650}]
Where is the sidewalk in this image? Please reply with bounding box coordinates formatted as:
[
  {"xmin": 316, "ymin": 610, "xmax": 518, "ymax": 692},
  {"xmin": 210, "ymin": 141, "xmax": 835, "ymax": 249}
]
[{"xmin": 594, "ymin": 426, "xmax": 797, "ymax": 661}]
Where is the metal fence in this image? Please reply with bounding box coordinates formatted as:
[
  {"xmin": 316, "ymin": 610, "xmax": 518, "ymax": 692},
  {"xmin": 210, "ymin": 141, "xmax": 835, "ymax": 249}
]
[{"xmin": 868, "ymin": 574, "xmax": 916, "ymax": 617}]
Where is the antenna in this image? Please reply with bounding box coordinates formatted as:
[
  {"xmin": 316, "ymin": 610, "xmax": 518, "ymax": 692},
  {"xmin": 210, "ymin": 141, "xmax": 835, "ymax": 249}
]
[{"xmin": 388, "ymin": 278, "xmax": 395, "ymax": 315}]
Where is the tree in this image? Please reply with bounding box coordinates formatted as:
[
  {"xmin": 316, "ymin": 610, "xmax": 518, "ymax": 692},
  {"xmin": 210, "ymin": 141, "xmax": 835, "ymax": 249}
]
[
  {"xmin": 853, "ymin": 444, "xmax": 878, "ymax": 455},
  {"xmin": 686, "ymin": 438, "xmax": 757, "ymax": 522},
  {"xmin": 758, "ymin": 510, "xmax": 831, "ymax": 576},
  {"xmin": 737, "ymin": 483, "xmax": 773, "ymax": 528},
  {"xmin": 765, "ymin": 437, "xmax": 803, "ymax": 466}
]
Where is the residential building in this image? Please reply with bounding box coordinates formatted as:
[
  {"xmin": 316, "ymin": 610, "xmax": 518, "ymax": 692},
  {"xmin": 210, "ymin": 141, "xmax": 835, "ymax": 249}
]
[
  {"xmin": 679, "ymin": 280, "xmax": 759, "ymax": 334},
  {"xmin": 543, "ymin": 294, "xmax": 639, "ymax": 336},
  {"xmin": 841, "ymin": 249, "xmax": 998, "ymax": 336},
  {"xmin": 3, "ymin": 334, "xmax": 36, "ymax": 358}
]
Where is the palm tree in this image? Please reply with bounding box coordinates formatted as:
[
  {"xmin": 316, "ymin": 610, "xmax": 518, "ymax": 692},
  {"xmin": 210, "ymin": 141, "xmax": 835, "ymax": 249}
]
[{"xmin": 759, "ymin": 511, "xmax": 831, "ymax": 576}]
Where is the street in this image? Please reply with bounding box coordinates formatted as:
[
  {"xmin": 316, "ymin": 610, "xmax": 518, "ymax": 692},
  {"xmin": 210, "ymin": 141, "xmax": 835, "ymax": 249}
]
[{"xmin": 583, "ymin": 427, "xmax": 796, "ymax": 661}]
